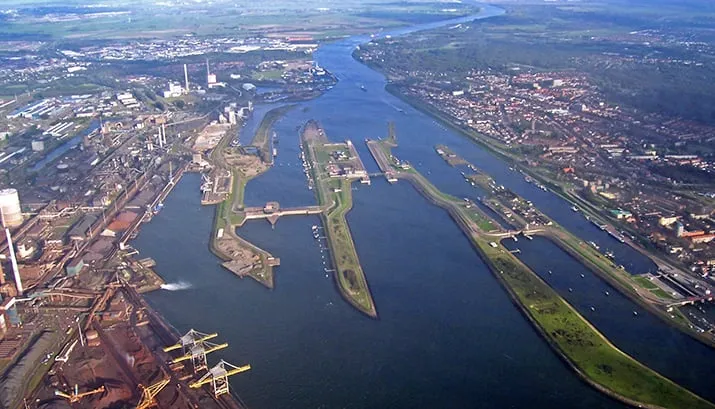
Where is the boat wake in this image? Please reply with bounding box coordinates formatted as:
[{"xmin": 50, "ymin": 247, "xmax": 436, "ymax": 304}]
[{"xmin": 160, "ymin": 281, "xmax": 193, "ymax": 291}]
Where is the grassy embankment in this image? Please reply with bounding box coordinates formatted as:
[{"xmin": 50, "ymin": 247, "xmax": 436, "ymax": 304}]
[
  {"xmin": 251, "ymin": 104, "xmax": 296, "ymax": 164},
  {"xmin": 371, "ymin": 138, "xmax": 715, "ymax": 409},
  {"xmin": 303, "ymin": 131, "xmax": 377, "ymax": 318},
  {"xmin": 478, "ymin": 237, "xmax": 714, "ymax": 409}
]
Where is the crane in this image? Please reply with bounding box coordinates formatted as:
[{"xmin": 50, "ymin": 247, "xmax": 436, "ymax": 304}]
[
  {"xmin": 55, "ymin": 384, "xmax": 105, "ymax": 403},
  {"xmin": 170, "ymin": 340, "xmax": 228, "ymax": 373},
  {"xmin": 189, "ymin": 360, "xmax": 251, "ymax": 398},
  {"xmin": 163, "ymin": 329, "xmax": 218, "ymax": 353},
  {"xmin": 136, "ymin": 378, "xmax": 170, "ymax": 409}
]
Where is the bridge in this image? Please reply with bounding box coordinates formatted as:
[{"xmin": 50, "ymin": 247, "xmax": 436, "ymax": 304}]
[
  {"xmin": 240, "ymin": 202, "xmax": 324, "ymax": 226},
  {"xmin": 490, "ymin": 229, "xmax": 546, "ymax": 239},
  {"xmin": 667, "ymin": 295, "xmax": 715, "ymax": 308}
]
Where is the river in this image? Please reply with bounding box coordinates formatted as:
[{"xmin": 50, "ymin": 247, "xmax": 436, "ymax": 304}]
[{"xmin": 132, "ymin": 5, "xmax": 715, "ymax": 409}]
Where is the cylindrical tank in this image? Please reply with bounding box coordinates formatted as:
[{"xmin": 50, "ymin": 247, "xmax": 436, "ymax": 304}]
[
  {"xmin": 31, "ymin": 140, "xmax": 45, "ymax": 152},
  {"xmin": 0, "ymin": 188, "xmax": 22, "ymax": 227}
]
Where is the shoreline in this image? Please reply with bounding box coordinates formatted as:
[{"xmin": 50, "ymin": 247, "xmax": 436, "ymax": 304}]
[
  {"xmin": 368, "ymin": 137, "xmax": 714, "ymax": 409},
  {"xmin": 535, "ymin": 230, "xmax": 715, "ymax": 346},
  {"xmin": 377, "ymin": 81, "xmax": 715, "ymax": 348}
]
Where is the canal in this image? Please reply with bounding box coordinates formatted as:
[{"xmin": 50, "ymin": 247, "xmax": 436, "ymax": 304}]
[{"xmin": 132, "ymin": 4, "xmax": 714, "ymax": 409}]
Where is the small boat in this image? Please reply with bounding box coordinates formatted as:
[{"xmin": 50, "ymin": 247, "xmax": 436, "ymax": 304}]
[
  {"xmin": 360, "ymin": 85, "xmax": 367, "ymax": 91},
  {"xmin": 605, "ymin": 291, "xmax": 610, "ymax": 296},
  {"xmin": 580, "ymin": 273, "xmax": 585, "ymax": 278},
  {"xmin": 633, "ymin": 311, "xmax": 638, "ymax": 316},
  {"xmin": 548, "ymin": 270, "xmax": 552, "ymax": 275},
  {"xmin": 590, "ymin": 306, "xmax": 596, "ymax": 311},
  {"xmin": 568, "ymin": 288, "xmax": 573, "ymax": 292},
  {"xmin": 571, "ymin": 206, "xmax": 578, "ymax": 212}
]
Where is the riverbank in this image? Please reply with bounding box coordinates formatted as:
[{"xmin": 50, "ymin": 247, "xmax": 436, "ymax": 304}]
[
  {"xmin": 380, "ymin": 81, "xmax": 715, "ymax": 346},
  {"xmin": 301, "ymin": 120, "xmax": 378, "ymax": 318},
  {"xmin": 368, "ymin": 137, "xmax": 714, "ymax": 409},
  {"xmin": 534, "ymin": 230, "xmax": 713, "ymax": 345}
]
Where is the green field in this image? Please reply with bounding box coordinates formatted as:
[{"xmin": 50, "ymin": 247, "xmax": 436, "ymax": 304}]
[
  {"xmin": 478, "ymin": 240, "xmax": 713, "ymax": 409},
  {"xmin": 324, "ymin": 178, "xmax": 376, "ymax": 316},
  {"xmin": 251, "ymin": 70, "xmax": 285, "ymax": 82},
  {"xmin": 303, "ymin": 135, "xmax": 377, "ymax": 318}
]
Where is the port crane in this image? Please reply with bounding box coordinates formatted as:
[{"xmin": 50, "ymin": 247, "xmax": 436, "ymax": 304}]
[
  {"xmin": 54, "ymin": 384, "xmax": 105, "ymax": 403},
  {"xmin": 189, "ymin": 360, "xmax": 251, "ymax": 398},
  {"xmin": 164, "ymin": 329, "xmax": 227, "ymax": 373},
  {"xmin": 136, "ymin": 378, "xmax": 170, "ymax": 409},
  {"xmin": 163, "ymin": 329, "xmax": 219, "ymax": 353},
  {"xmin": 170, "ymin": 339, "xmax": 228, "ymax": 373}
]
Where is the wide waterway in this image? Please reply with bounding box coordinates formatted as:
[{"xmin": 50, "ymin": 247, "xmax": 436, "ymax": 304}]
[{"xmin": 133, "ymin": 5, "xmax": 715, "ymax": 408}]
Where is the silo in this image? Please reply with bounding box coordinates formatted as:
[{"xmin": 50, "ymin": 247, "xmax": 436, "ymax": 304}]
[{"xmin": 0, "ymin": 189, "xmax": 22, "ymax": 227}]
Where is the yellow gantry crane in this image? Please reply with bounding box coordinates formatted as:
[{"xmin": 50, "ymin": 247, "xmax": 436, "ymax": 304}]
[
  {"xmin": 136, "ymin": 378, "xmax": 170, "ymax": 409},
  {"xmin": 164, "ymin": 329, "xmax": 227, "ymax": 373},
  {"xmin": 54, "ymin": 384, "xmax": 105, "ymax": 403},
  {"xmin": 189, "ymin": 360, "xmax": 251, "ymax": 398},
  {"xmin": 170, "ymin": 340, "xmax": 228, "ymax": 373}
]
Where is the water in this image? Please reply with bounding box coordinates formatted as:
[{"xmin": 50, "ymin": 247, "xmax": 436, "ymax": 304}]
[
  {"xmin": 132, "ymin": 5, "xmax": 715, "ymax": 408},
  {"xmin": 135, "ymin": 174, "xmax": 629, "ymax": 409},
  {"xmin": 30, "ymin": 120, "xmax": 98, "ymax": 172}
]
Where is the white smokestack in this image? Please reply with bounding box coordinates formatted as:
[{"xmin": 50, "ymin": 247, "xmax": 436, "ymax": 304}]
[
  {"xmin": 184, "ymin": 64, "xmax": 190, "ymax": 93},
  {"xmin": 160, "ymin": 124, "xmax": 166, "ymax": 149},
  {"xmin": 5, "ymin": 227, "xmax": 22, "ymax": 294}
]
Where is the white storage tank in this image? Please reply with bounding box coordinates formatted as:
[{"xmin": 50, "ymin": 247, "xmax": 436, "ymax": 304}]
[
  {"xmin": 31, "ymin": 140, "xmax": 45, "ymax": 152},
  {"xmin": 0, "ymin": 188, "xmax": 22, "ymax": 227}
]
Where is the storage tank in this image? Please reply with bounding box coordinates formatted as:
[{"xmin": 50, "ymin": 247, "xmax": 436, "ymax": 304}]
[
  {"xmin": 0, "ymin": 189, "xmax": 22, "ymax": 227},
  {"xmin": 31, "ymin": 140, "xmax": 45, "ymax": 152}
]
